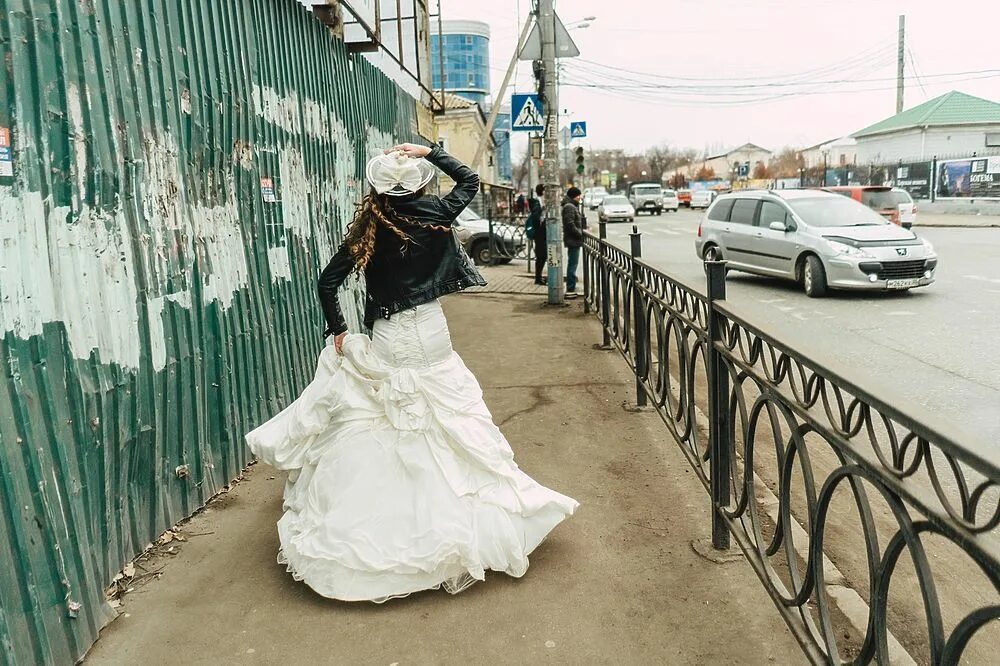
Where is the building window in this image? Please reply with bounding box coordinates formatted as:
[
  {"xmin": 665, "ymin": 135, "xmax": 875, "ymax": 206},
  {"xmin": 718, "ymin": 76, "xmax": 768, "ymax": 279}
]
[
  {"xmin": 465, "ymin": 35, "xmax": 473, "ymax": 45},
  {"xmin": 987, "ymin": 133, "xmax": 1000, "ymax": 147}
]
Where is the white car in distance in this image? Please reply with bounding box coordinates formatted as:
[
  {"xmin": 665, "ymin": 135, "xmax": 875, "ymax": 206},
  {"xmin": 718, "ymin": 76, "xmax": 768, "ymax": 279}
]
[
  {"xmin": 597, "ymin": 195, "xmax": 635, "ymax": 223},
  {"xmin": 583, "ymin": 187, "xmax": 609, "ymax": 210}
]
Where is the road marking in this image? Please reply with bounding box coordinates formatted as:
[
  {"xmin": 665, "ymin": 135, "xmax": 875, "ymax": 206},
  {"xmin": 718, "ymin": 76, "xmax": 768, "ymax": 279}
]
[
  {"xmin": 776, "ymin": 306, "xmax": 796, "ymax": 312},
  {"xmin": 792, "ymin": 312, "xmax": 810, "ymax": 321},
  {"xmin": 886, "ymin": 311, "xmax": 916, "ymax": 316},
  {"xmin": 962, "ymin": 274, "xmax": 1000, "ymax": 284},
  {"xmin": 760, "ymin": 298, "xmax": 786, "ymax": 304}
]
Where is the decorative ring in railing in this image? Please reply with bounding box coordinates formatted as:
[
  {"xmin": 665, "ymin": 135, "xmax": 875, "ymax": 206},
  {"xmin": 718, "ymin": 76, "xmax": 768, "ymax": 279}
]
[{"xmin": 582, "ymin": 225, "xmax": 1000, "ymax": 665}]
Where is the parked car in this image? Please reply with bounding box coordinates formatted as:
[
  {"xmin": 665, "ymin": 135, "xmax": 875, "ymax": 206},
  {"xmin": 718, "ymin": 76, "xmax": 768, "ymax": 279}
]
[
  {"xmin": 822, "ymin": 185, "xmax": 918, "ymax": 229},
  {"xmin": 690, "ymin": 189, "xmax": 717, "ymax": 209},
  {"xmin": 453, "ymin": 208, "xmax": 525, "ymax": 266},
  {"xmin": 597, "ymin": 195, "xmax": 635, "ymax": 223},
  {"xmin": 661, "ymin": 189, "xmax": 680, "ymax": 213},
  {"xmin": 628, "ymin": 182, "xmax": 664, "ymax": 215},
  {"xmin": 677, "ymin": 189, "xmax": 692, "ymax": 207},
  {"xmin": 694, "ymin": 190, "xmax": 937, "ymax": 297},
  {"xmin": 583, "ymin": 187, "xmax": 609, "ymax": 210}
]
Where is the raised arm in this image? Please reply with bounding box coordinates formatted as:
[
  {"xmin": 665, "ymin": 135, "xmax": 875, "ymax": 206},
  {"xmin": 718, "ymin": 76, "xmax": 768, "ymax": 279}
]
[
  {"xmin": 317, "ymin": 244, "xmax": 356, "ymax": 337},
  {"xmin": 425, "ymin": 145, "xmax": 480, "ymax": 220}
]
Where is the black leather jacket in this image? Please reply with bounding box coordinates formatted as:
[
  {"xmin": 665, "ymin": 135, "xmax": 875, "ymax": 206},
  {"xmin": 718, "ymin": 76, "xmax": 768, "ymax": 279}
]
[{"xmin": 317, "ymin": 146, "xmax": 486, "ymax": 336}]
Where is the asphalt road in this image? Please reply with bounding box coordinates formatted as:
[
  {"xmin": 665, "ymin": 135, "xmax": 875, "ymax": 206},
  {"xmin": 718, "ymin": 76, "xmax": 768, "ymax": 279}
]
[{"xmin": 599, "ymin": 207, "xmax": 1000, "ymax": 446}]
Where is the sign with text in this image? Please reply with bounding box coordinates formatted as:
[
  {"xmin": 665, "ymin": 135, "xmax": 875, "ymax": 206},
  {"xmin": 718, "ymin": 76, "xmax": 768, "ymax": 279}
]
[
  {"xmin": 894, "ymin": 161, "xmax": 931, "ymax": 200},
  {"xmin": 937, "ymin": 157, "xmax": 1000, "ymax": 200}
]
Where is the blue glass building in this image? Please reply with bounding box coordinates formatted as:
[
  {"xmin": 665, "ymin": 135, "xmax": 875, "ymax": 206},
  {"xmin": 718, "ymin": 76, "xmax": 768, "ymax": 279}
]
[
  {"xmin": 492, "ymin": 109, "xmax": 512, "ymax": 183},
  {"xmin": 430, "ymin": 21, "xmax": 491, "ymax": 106},
  {"xmin": 430, "ymin": 20, "xmax": 511, "ymax": 184}
]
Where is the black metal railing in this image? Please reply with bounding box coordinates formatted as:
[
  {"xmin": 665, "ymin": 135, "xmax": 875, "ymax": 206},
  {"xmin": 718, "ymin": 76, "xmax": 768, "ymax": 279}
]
[
  {"xmin": 583, "ymin": 223, "xmax": 1000, "ymax": 665},
  {"xmin": 479, "ymin": 185, "xmax": 531, "ymax": 266}
]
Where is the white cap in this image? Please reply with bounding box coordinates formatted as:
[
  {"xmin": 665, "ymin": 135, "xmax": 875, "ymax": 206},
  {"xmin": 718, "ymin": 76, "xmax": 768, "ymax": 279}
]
[{"xmin": 365, "ymin": 152, "xmax": 435, "ymax": 197}]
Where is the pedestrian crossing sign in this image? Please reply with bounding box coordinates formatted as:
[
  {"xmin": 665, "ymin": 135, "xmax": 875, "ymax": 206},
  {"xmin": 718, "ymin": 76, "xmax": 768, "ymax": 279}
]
[
  {"xmin": 570, "ymin": 121, "xmax": 587, "ymax": 138},
  {"xmin": 511, "ymin": 94, "xmax": 544, "ymax": 132}
]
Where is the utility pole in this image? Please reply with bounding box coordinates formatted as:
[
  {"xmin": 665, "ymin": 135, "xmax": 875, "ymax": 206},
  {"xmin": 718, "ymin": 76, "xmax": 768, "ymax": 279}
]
[
  {"xmin": 896, "ymin": 15, "xmax": 905, "ymax": 114},
  {"xmin": 539, "ymin": 0, "xmax": 563, "ymax": 304}
]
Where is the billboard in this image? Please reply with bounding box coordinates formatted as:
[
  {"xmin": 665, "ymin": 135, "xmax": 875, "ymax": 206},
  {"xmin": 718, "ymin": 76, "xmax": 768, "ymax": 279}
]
[
  {"xmin": 894, "ymin": 161, "xmax": 932, "ymax": 200},
  {"xmin": 936, "ymin": 157, "xmax": 1000, "ymax": 199}
]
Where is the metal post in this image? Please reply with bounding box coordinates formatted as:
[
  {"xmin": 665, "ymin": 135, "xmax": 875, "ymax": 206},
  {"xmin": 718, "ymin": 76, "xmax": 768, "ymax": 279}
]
[
  {"xmin": 486, "ymin": 187, "xmax": 496, "ymax": 267},
  {"xmin": 629, "ymin": 225, "xmax": 647, "ymax": 408},
  {"xmin": 539, "ymin": 0, "xmax": 564, "ymax": 304},
  {"xmin": 599, "ymin": 220, "xmax": 611, "ymax": 348},
  {"xmin": 896, "ymin": 15, "xmax": 906, "ymax": 115},
  {"xmin": 930, "ymin": 155, "xmax": 938, "ymax": 203},
  {"xmin": 706, "ymin": 260, "xmax": 731, "ymax": 550},
  {"xmin": 471, "ymin": 15, "xmax": 535, "ymax": 169},
  {"xmin": 583, "ymin": 238, "xmax": 591, "ymax": 314}
]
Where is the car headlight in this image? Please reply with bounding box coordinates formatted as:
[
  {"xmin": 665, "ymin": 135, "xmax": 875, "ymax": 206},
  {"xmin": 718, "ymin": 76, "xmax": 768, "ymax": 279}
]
[
  {"xmin": 452, "ymin": 223, "xmax": 465, "ymax": 231},
  {"xmin": 827, "ymin": 240, "xmax": 873, "ymax": 259},
  {"xmin": 920, "ymin": 237, "xmax": 935, "ymax": 254}
]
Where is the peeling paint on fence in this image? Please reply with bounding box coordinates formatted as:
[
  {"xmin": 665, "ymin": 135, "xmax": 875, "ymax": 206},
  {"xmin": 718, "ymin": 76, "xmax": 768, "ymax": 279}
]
[{"xmin": 0, "ymin": 0, "xmax": 420, "ymax": 663}]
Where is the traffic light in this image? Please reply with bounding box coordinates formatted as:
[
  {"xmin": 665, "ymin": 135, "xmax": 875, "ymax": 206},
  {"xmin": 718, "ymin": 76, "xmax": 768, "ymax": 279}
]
[{"xmin": 575, "ymin": 146, "xmax": 585, "ymax": 175}]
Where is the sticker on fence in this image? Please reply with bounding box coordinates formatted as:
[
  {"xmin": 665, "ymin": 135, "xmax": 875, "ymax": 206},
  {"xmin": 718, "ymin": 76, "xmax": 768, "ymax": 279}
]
[
  {"xmin": 260, "ymin": 177, "xmax": 276, "ymax": 203},
  {"xmin": 0, "ymin": 128, "xmax": 12, "ymax": 177}
]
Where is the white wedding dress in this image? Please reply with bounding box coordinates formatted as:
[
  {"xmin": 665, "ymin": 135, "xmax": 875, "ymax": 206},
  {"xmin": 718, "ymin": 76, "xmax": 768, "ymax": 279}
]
[{"xmin": 246, "ymin": 300, "xmax": 578, "ymax": 602}]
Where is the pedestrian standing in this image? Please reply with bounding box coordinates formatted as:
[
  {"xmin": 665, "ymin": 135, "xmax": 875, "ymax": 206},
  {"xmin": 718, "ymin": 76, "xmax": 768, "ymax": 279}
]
[
  {"xmin": 562, "ymin": 186, "xmax": 585, "ymax": 298},
  {"xmin": 525, "ymin": 184, "xmax": 546, "ymax": 284}
]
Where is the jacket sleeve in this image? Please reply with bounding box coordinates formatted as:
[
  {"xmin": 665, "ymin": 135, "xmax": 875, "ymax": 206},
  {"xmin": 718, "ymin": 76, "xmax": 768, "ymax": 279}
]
[
  {"xmin": 425, "ymin": 145, "xmax": 480, "ymax": 222},
  {"xmin": 317, "ymin": 244, "xmax": 356, "ymax": 337}
]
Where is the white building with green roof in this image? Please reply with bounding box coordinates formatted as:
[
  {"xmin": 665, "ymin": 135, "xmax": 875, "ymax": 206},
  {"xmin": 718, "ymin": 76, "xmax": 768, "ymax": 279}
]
[{"xmin": 852, "ymin": 91, "xmax": 1000, "ymax": 164}]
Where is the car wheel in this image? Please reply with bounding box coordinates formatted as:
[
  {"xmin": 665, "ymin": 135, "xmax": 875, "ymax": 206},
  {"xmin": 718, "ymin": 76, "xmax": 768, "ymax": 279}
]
[
  {"xmin": 803, "ymin": 255, "xmax": 828, "ymax": 297},
  {"xmin": 471, "ymin": 240, "xmax": 491, "ymax": 266}
]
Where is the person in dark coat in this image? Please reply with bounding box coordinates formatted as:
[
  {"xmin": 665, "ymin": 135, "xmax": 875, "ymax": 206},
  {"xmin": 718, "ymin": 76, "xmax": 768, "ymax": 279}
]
[
  {"xmin": 562, "ymin": 186, "xmax": 585, "ymax": 297},
  {"xmin": 524, "ymin": 184, "xmax": 546, "ymax": 284}
]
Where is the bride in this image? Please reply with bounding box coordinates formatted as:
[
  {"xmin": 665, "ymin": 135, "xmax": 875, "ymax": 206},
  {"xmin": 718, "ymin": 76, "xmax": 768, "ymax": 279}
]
[{"xmin": 246, "ymin": 143, "xmax": 578, "ymax": 602}]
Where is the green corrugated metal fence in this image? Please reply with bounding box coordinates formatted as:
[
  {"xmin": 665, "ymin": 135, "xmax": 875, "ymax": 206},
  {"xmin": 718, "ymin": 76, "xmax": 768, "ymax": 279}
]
[{"xmin": 0, "ymin": 1, "xmax": 419, "ymax": 662}]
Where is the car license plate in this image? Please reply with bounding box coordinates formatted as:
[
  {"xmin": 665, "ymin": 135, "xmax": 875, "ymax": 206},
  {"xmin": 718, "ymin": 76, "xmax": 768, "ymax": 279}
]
[{"xmin": 886, "ymin": 278, "xmax": 920, "ymax": 289}]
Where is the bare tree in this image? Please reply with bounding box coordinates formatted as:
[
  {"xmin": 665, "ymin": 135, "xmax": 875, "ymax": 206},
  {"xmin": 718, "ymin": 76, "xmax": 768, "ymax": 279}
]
[{"xmin": 768, "ymin": 147, "xmax": 805, "ymax": 179}]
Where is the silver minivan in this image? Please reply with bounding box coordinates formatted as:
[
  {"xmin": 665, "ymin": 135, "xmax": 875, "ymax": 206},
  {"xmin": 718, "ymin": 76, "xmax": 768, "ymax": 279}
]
[{"xmin": 694, "ymin": 190, "xmax": 937, "ymax": 297}]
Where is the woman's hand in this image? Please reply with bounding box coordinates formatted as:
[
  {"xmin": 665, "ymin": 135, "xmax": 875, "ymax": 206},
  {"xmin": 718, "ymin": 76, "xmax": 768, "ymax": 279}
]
[
  {"xmin": 386, "ymin": 143, "xmax": 431, "ymax": 159},
  {"xmin": 334, "ymin": 331, "xmax": 348, "ymax": 355}
]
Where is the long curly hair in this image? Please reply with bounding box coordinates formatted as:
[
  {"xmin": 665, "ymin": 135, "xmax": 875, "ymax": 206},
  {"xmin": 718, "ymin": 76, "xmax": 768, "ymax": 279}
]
[{"xmin": 342, "ymin": 189, "xmax": 451, "ymax": 275}]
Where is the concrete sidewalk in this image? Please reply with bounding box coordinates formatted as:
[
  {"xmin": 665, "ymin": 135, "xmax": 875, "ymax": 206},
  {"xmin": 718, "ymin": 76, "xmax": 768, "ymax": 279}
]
[
  {"xmin": 84, "ymin": 283, "xmax": 804, "ymax": 665},
  {"xmin": 913, "ymin": 212, "xmax": 1000, "ymax": 228}
]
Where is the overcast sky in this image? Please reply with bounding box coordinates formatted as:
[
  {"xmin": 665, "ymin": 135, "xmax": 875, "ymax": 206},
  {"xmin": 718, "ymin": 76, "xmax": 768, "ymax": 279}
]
[{"xmin": 436, "ymin": 0, "xmax": 1000, "ymax": 157}]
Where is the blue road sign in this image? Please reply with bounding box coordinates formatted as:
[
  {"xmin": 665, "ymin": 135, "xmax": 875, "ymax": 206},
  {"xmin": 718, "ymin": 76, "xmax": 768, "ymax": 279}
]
[
  {"xmin": 570, "ymin": 121, "xmax": 587, "ymax": 138},
  {"xmin": 511, "ymin": 94, "xmax": 544, "ymax": 132}
]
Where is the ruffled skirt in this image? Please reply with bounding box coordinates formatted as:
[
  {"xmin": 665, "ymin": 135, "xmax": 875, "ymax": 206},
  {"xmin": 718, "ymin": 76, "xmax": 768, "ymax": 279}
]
[{"xmin": 245, "ymin": 300, "xmax": 578, "ymax": 602}]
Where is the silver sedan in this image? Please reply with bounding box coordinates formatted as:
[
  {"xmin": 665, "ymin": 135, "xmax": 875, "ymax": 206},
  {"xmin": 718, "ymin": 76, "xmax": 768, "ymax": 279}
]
[{"xmin": 694, "ymin": 190, "xmax": 937, "ymax": 297}]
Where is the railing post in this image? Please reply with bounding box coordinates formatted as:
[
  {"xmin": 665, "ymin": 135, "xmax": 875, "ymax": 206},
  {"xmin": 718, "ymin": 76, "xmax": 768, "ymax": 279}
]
[
  {"xmin": 599, "ymin": 221, "xmax": 611, "ymax": 348},
  {"xmin": 629, "ymin": 225, "xmax": 647, "ymax": 408},
  {"xmin": 930, "ymin": 155, "xmax": 938, "ymax": 203},
  {"xmin": 706, "ymin": 260, "xmax": 731, "ymax": 550},
  {"xmin": 583, "ymin": 237, "xmax": 591, "ymax": 314}
]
